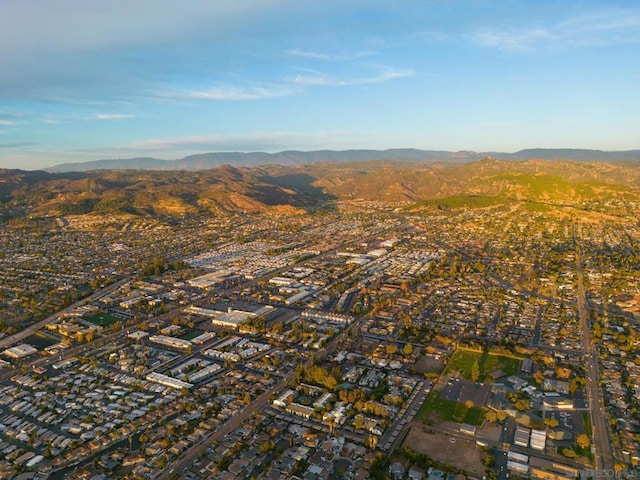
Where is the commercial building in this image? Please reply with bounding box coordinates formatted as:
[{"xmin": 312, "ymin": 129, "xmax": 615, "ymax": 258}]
[
  {"xmin": 515, "ymin": 426, "xmax": 530, "ymax": 447},
  {"xmin": 301, "ymin": 309, "xmax": 354, "ymax": 325},
  {"xmin": 508, "ymin": 461, "xmax": 529, "ymax": 475},
  {"xmin": 542, "ymin": 393, "xmax": 574, "ymax": 410},
  {"xmin": 530, "ymin": 429, "xmax": 546, "ymax": 451},
  {"xmin": 128, "ymin": 331, "xmax": 149, "ymax": 341},
  {"xmin": 2, "ymin": 344, "xmax": 38, "ymax": 359},
  {"xmin": 187, "ymin": 271, "xmax": 240, "ymax": 289},
  {"xmin": 148, "ymin": 335, "xmax": 193, "ymax": 351},
  {"xmin": 191, "ymin": 331, "xmax": 217, "ymax": 345}
]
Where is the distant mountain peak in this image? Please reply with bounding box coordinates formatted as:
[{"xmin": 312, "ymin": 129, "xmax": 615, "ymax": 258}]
[{"xmin": 43, "ymin": 148, "xmax": 640, "ymax": 173}]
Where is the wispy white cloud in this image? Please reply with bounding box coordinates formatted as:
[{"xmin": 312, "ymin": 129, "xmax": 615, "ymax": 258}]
[
  {"xmin": 286, "ymin": 48, "xmax": 375, "ymax": 61},
  {"xmin": 0, "ymin": 1, "xmax": 292, "ymax": 56},
  {"xmin": 159, "ymin": 65, "xmax": 413, "ymax": 102},
  {"xmin": 171, "ymin": 85, "xmax": 293, "ymax": 101},
  {"xmin": 94, "ymin": 113, "xmax": 135, "ymax": 120},
  {"xmin": 0, "ymin": 120, "xmax": 18, "ymax": 126},
  {"xmin": 469, "ymin": 29, "xmax": 557, "ymax": 52},
  {"xmin": 292, "ymin": 66, "xmax": 413, "ymax": 87},
  {"xmin": 468, "ymin": 10, "xmax": 640, "ymax": 51}
]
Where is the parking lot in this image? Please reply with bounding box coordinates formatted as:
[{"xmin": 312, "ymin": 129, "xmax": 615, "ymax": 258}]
[{"xmin": 441, "ymin": 376, "xmax": 490, "ymax": 407}]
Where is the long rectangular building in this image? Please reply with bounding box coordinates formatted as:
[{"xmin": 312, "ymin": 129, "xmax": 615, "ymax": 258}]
[
  {"xmin": 530, "ymin": 429, "xmax": 546, "ymax": 451},
  {"xmin": 148, "ymin": 335, "xmax": 192, "ymax": 351},
  {"xmin": 146, "ymin": 372, "xmax": 193, "ymax": 390},
  {"xmin": 515, "ymin": 426, "xmax": 530, "ymax": 447}
]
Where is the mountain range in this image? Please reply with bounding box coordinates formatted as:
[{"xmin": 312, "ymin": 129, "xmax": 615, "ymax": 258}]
[
  {"xmin": 44, "ymin": 148, "xmax": 640, "ymax": 172},
  {"xmin": 2, "ymin": 155, "xmax": 640, "ymax": 221}
]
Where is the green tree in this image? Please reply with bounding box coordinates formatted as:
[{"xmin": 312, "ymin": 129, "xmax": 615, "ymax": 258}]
[
  {"xmin": 471, "ymin": 359, "xmax": 480, "ymax": 382},
  {"xmin": 576, "ymin": 433, "xmax": 590, "ymax": 449},
  {"xmin": 259, "ymin": 440, "xmax": 275, "ymax": 453}
]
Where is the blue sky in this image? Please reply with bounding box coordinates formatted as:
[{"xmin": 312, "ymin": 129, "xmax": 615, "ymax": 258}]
[{"xmin": 1, "ymin": 0, "xmax": 639, "ymax": 170}]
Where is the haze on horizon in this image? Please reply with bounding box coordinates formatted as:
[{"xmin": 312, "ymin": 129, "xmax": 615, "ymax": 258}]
[{"xmin": 1, "ymin": 0, "xmax": 639, "ymax": 170}]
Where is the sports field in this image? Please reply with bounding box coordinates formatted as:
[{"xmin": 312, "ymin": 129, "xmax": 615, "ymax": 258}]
[{"xmin": 85, "ymin": 313, "xmax": 124, "ymax": 327}]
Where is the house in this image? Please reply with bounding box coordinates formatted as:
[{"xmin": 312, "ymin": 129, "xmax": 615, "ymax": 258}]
[
  {"xmin": 389, "ymin": 462, "xmax": 405, "ymax": 479},
  {"xmin": 409, "ymin": 466, "xmax": 426, "ymax": 479}
]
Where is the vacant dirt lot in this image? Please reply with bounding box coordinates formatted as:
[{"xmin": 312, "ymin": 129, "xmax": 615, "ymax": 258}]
[{"xmin": 402, "ymin": 426, "xmax": 486, "ymax": 476}]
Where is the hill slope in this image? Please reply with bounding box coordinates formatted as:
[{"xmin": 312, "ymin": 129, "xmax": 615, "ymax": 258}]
[
  {"xmin": 3, "ymin": 158, "xmax": 640, "ymax": 222},
  {"xmin": 262, "ymin": 158, "xmax": 640, "ymax": 204},
  {"xmin": 0, "ymin": 166, "xmax": 326, "ymax": 219}
]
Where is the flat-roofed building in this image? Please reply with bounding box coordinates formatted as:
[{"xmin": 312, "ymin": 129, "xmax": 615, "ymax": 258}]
[
  {"xmin": 542, "ymin": 394, "xmax": 574, "ymax": 410},
  {"xmin": 507, "ymin": 451, "xmax": 529, "ymax": 464},
  {"xmin": 148, "ymin": 335, "xmax": 192, "ymax": 351},
  {"xmin": 191, "ymin": 332, "xmax": 216, "ymax": 345},
  {"xmin": 530, "ymin": 429, "xmax": 546, "ymax": 451},
  {"xmin": 286, "ymin": 403, "xmax": 314, "ymax": 419},
  {"xmin": 3, "ymin": 344, "xmax": 38, "ymax": 359},
  {"xmin": 146, "ymin": 372, "xmax": 193, "ymax": 390},
  {"xmin": 273, "ymin": 390, "xmax": 295, "ymax": 408},
  {"xmin": 128, "ymin": 331, "xmax": 149, "ymax": 341},
  {"xmin": 515, "ymin": 426, "xmax": 530, "ymax": 447},
  {"xmin": 187, "ymin": 271, "xmax": 239, "ymax": 289},
  {"xmin": 508, "ymin": 461, "xmax": 529, "ymax": 475}
]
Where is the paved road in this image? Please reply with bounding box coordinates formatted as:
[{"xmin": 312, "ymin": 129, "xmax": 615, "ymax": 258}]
[
  {"xmin": 573, "ymin": 226, "xmax": 614, "ymax": 471},
  {"xmin": 158, "ymin": 310, "xmax": 368, "ymax": 479},
  {"xmin": 157, "ymin": 368, "xmax": 295, "ymax": 480}
]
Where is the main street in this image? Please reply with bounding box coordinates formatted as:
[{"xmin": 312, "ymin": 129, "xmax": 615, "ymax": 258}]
[{"xmin": 573, "ymin": 226, "xmax": 614, "ymax": 471}]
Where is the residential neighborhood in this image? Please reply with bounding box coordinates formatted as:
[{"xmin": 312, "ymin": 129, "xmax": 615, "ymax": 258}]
[{"xmin": 0, "ymin": 198, "xmax": 639, "ymax": 480}]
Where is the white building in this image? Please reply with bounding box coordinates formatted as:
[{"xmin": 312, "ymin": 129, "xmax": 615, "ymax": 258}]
[
  {"xmin": 146, "ymin": 372, "xmax": 193, "ymax": 390},
  {"xmin": 273, "ymin": 390, "xmax": 295, "ymax": 408},
  {"xmin": 2, "ymin": 344, "xmax": 38, "ymax": 359}
]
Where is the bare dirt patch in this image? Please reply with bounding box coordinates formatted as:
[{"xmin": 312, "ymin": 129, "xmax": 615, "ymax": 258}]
[{"xmin": 402, "ymin": 425, "xmax": 486, "ymax": 476}]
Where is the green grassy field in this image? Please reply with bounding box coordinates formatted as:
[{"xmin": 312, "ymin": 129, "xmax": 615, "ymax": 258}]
[
  {"xmin": 417, "ymin": 390, "xmax": 485, "ymax": 426},
  {"xmin": 85, "ymin": 313, "xmax": 124, "ymax": 327},
  {"xmin": 520, "ymin": 201, "xmax": 553, "ymax": 212},
  {"xmin": 582, "ymin": 412, "xmax": 592, "ymax": 437},
  {"xmin": 443, "ymin": 349, "xmax": 522, "ymax": 382},
  {"xmin": 180, "ymin": 330, "xmax": 203, "ymax": 340}
]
